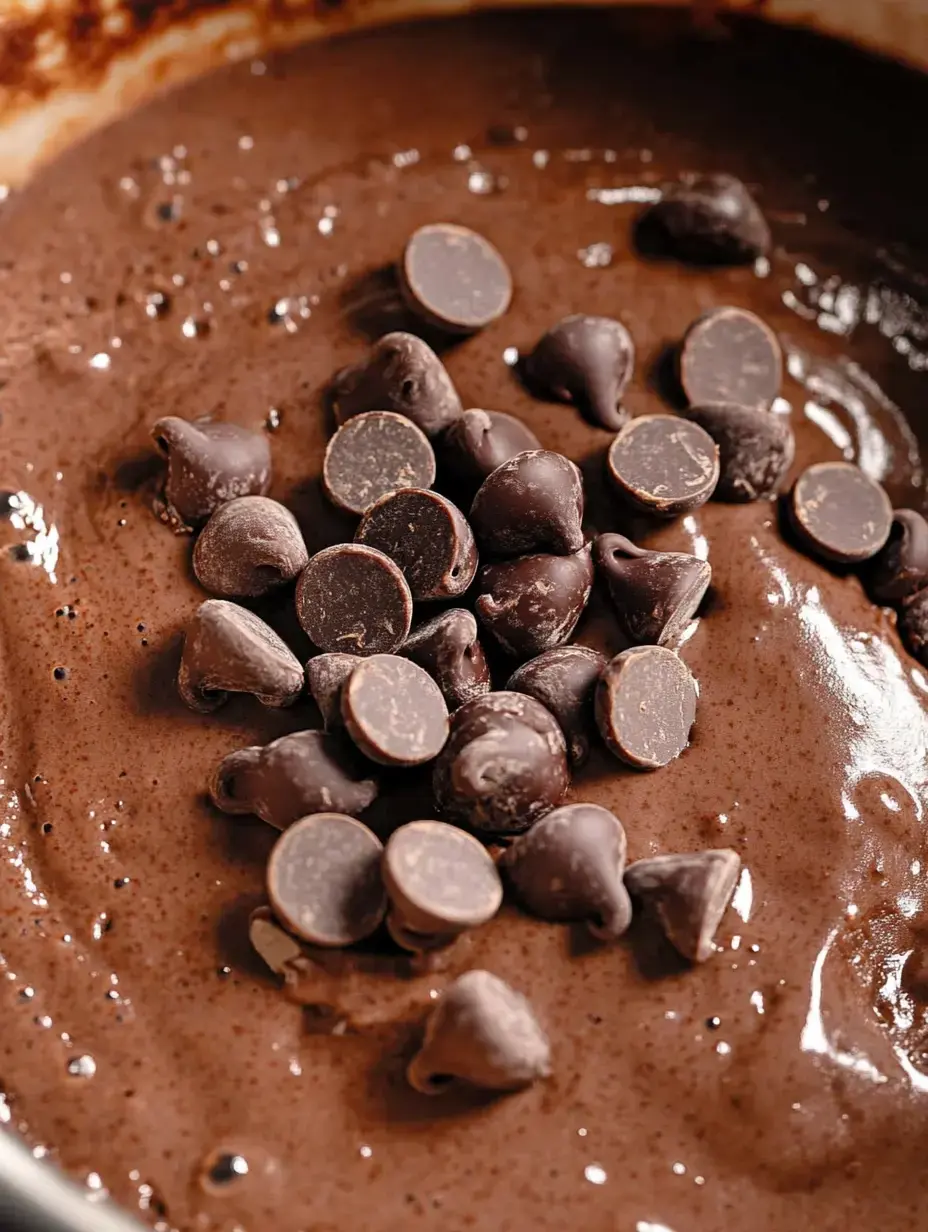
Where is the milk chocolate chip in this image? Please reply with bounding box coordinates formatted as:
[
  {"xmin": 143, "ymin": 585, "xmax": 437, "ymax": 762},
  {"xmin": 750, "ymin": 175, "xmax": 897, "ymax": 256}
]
[
  {"xmin": 341, "ymin": 655, "xmax": 449, "ymax": 767},
  {"xmin": 506, "ymin": 645, "xmax": 606, "ymax": 767},
  {"xmin": 402, "ymin": 609, "xmax": 491, "ymax": 710},
  {"xmin": 596, "ymin": 646, "xmax": 697, "ymax": 769},
  {"xmin": 644, "ymin": 173, "xmax": 771, "ymax": 264},
  {"xmin": 470, "ymin": 451, "xmax": 584, "ymax": 557},
  {"xmin": 525, "ymin": 314, "xmax": 634, "ymax": 431},
  {"xmin": 593, "ymin": 533, "xmax": 711, "ymax": 647},
  {"xmin": 789, "ymin": 461, "xmax": 892, "ymax": 564},
  {"xmin": 210, "ymin": 730, "xmax": 379, "ymax": 829},
  {"xmin": 407, "ymin": 970, "xmax": 551, "ymax": 1093},
  {"xmin": 296, "ymin": 543, "xmax": 413, "ymax": 655},
  {"xmin": 679, "ymin": 307, "xmax": 782, "ymax": 410},
  {"xmin": 439, "ymin": 409, "xmax": 541, "ymax": 488},
  {"xmin": 684, "ymin": 403, "xmax": 794, "ymax": 501},
  {"xmin": 355, "ymin": 489, "xmax": 477, "ymax": 600},
  {"xmin": 606, "ymin": 415, "xmax": 719, "ymax": 517},
  {"xmin": 178, "ymin": 600, "xmax": 303, "ymax": 712},
  {"xmin": 399, "ymin": 224, "xmax": 513, "ymax": 334},
  {"xmin": 323, "ymin": 411, "xmax": 436, "ymax": 517},
  {"xmin": 624, "ymin": 848, "xmax": 741, "ymax": 962},
  {"xmin": 152, "ymin": 416, "xmax": 272, "ymax": 529},
  {"xmin": 305, "ymin": 652, "xmax": 361, "ymax": 728},
  {"xmin": 500, "ymin": 803, "xmax": 632, "ymax": 939},
  {"xmin": 331, "ymin": 332, "xmax": 463, "ymax": 438},
  {"xmin": 193, "ymin": 496, "xmax": 308, "ymax": 597},
  {"xmin": 475, "ymin": 545, "xmax": 594, "ymax": 660},
  {"xmin": 863, "ymin": 509, "xmax": 928, "ymax": 604}
]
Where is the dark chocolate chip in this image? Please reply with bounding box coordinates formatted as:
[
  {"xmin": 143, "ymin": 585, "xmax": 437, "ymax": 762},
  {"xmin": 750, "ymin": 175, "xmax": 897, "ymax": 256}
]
[
  {"xmin": 210, "ymin": 730, "xmax": 379, "ymax": 829},
  {"xmin": 470, "ymin": 450, "xmax": 585, "ymax": 557},
  {"xmin": 506, "ymin": 645, "xmax": 606, "ymax": 767},
  {"xmin": 177, "ymin": 600, "xmax": 304, "ymax": 712},
  {"xmin": 606, "ymin": 415, "xmax": 719, "ymax": 517},
  {"xmin": 322, "ymin": 411, "xmax": 436, "ymax": 517},
  {"xmin": 500, "ymin": 803, "xmax": 631, "ymax": 939},
  {"xmin": 266, "ymin": 813, "xmax": 386, "ymax": 947},
  {"xmin": 683, "ymin": 402, "xmax": 794, "ymax": 501},
  {"xmin": 331, "ymin": 332, "xmax": 463, "ymax": 438},
  {"xmin": 355, "ymin": 488, "xmax": 477, "ymax": 600},
  {"xmin": 151, "ymin": 416, "xmax": 272, "ymax": 529},
  {"xmin": 595, "ymin": 646, "xmax": 697, "ymax": 769},
  {"xmin": 193, "ymin": 496, "xmax": 308, "ymax": 597},
  {"xmin": 399, "ymin": 223, "xmax": 512, "ymax": 334},
  {"xmin": 789, "ymin": 462, "xmax": 892, "ymax": 564},
  {"xmin": 475, "ymin": 545, "xmax": 594, "ymax": 660},
  {"xmin": 296, "ymin": 543, "xmax": 413, "ymax": 655},
  {"xmin": 341, "ymin": 654, "xmax": 449, "ymax": 767},
  {"xmin": 305, "ymin": 652, "xmax": 361, "ymax": 728},
  {"xmin": 407, "ymin": 969, "xmax": 551, "ymax": 1093},
  {"xmin": 593, "ymin": 533, "xmax": 711, "ymax": 647},
  {"xmin": 863, "ymin": 509, "xmax": 928, "ymax": 604},
  {"xmin": 439, "ymin": 409, "xmax": 541, "ymax": 489},
  {"xmin": 624, "ymin": 848, "xmax": 741, "ymax": 962},
  {"xmin": 644, "ymin": 173, "xmax": 771, "ymax": 264},
  {"xmin": 402, "ymin": 608, "xmax": 491, "ymax": 710},
  {"xmin": 433, "ymin": 691, "xmax": 569, "ymax": 836},
  {"xmin": 899, "ymin": 589, "xmax": 928, "ymax": 667},
  {"xmin": 679, "ymin": 307, "xmax": 782, "ymax": 410},
  {"xmin": 525, "ymin": 314, "xmax": 634, "ymax": 430}
]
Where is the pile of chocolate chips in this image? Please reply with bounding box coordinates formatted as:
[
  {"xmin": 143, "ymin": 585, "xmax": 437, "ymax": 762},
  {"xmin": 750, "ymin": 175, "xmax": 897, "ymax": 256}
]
[{"xmin": 153, "ymin": 182, "xmax": 927, "ymax": 1096}]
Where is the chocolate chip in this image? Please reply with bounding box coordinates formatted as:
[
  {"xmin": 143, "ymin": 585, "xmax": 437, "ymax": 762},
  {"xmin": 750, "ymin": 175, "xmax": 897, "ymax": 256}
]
[
  {"xmin": 193, "ymin": 496, "xmax": 308, "ymax": 597},
  {"xmin": 624, "ymin": 848, "xmax": 741, "ymax": 962},
  {"xmin": 402, "ymin": 609, "xmax": 491, "ymax": 710},
  {"xmin": 898, "ymin": 589, "xmax": 928, "ymax": 667},
  {"xmin": 506, "ymin": 645, "xmax": 606, "ymax": 767},
  {"xmin": 399, "ymin": 224, "xmax": 512, "ymax": 334},
  {"xmin": 249, "ymin": 905, "xmax": 306, "ymax": 977},
  {"xmin": 439, "ymin": 408, "xmax": 541, "ymax": 489},
  {"xmin": 475, "ymin": 545, "xmax": 594, "ymax": 660},
  {"xmin": 595, "ymin": 646, "xmax": 697, "ymax": 769},
  {"xmin": 683, "ymin": 403, "xmax": 794, "ymax": 502},
  {"xmin": 266, "ymin": 813, "xmax": 387, "ymax": 947},
  {"xmin": 406, "ymin": 969, "xmax": 550, "ymax": 1093},
  {"xmin": 296, "ymin": 543, "xmax": 413, "ymax": 655},
  {"xmin": 470, "ymin": 450, "xmax": 584, "ymax": 557},
  {"xmin": 151, "ymin": 416, "xmax": 272, "ymax": 529},
  {"xmin": 355, "ymin": 489, "xmax": 478, "ymax": 600},
  {"xmin": 789, "ymin": 461, "xmax": 892, "ymax": 564},
  {"xmin": 606, "ymin": 415, "xmax": 719, "ymax": 517},
  {"xmin": 340, "ymin": 655, "xmax": 449, "ymax": 767},
  {"xmin": 433, "ymin": 692, "xmax": 569, "ymax": 836},
  {"xmin": 863, "ymin": 509, "xmax": 928, "ymax": 604},
  {"xmin": 331, "ymin": 332, "xmax": 463, "ymax": 438},
  {"xmin": 593, "ymin": 533, "xmax": 711, "ymax": 647},
  {"xmin": 500, "ymin": 803, "xmax": 631, "ymax": 939},
  {"xmin": 322, "ymin": 411, "xmax": 436, "ymax": 517},
  {"xmin": 178, "ymin": 600, "xmax": 304, "ymax": 712},
  {"xmin": 644, "ymin": 173, "xmax": 771, "ymax": 264},
  {"xmin": 306, "ymin": 652, "xmax": 361, "ymax": 728},
  {"xmin": 210, "ymin": 730, "xmax": 379, "ymax": 829},
  {"xmin": 382, "ymin": 820, "xmax": 503, "ymax": 951},
  {"xmin": 679, "ymin": 307, "xmax": 782, "ymax": 410},
  {"xmin": 525, "ymin": 314, "xmax": 634, "ymax": 430}
]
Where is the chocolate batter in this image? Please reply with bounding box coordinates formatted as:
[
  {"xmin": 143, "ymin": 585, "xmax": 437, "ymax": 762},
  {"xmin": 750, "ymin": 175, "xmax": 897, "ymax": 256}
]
[{"xmin": 0, "ymin": 8, "xmax": 927, "ymax": 1230}]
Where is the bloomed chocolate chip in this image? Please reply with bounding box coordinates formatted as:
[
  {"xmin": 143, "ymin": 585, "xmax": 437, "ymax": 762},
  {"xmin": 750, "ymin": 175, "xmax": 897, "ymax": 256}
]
[
  {"xmin": 789, "ymin": 462, "xmax": 892, "ymax": 564},
  {"xmin": 606, "ymin": 415, "xmax": 719, "ymax": 517},
  {"xmin": 151, "ymin": 416, "xmax": 272, "ymax": 529},
  {"xmin": 193, "ymin": 497, "xmax": 308, "ymax": 597},
  {"xmin": 355, "ymin": 489, "xmax": 477, "ymax": 600},
  {"xmin": 863, "ymin": 509, "xmax": 928, "ymax": 604},
  {"xmin": 331, "ymin": 332, "xmax": 463, "ymax": 438},
  {"xmin": 305, "ymin": 652, "xmax": 361, "ymax": 728},
  {"xmin": 382, "ymin": 820, "xmax": 502, "ymax": 950},
  {"xmin": 210, "ymin": 730, "xmax": 379, "ymax": 828},
  {"xmin": 439, "ymin": 409, "xmax": 541, "ymax": 489},
  {"xmin": 525, "ymin": 314, "xmax": 635, "ymax": 430},
  {"xmin": 684, "ymin": 403, "xmax": 794, "ymax": 501},
  {"xmin": 406, "ymin": 970, "xmax": 550, "ymax": 1094},
  {"xmin": 643, "ymin": 173, "xmax": 771, "ymax": 264},
  {"xmin": 470, "ymin": 450, "xmax": 585, "ymax": 557},
  {"xmin": 506, "ymin": 645, "xmax": 606, "ymax": 767},
  {"xmin": 624, "ymin": 848, "xmax": 741, "ymax": 962},
  {"xmin": 593, "ymin": 533, "xmax": 711, "ymax": 647},
  {"xmin": 322, "ymin": 412, "xmax": 436, "ymax": 517},
  {"xmin": 399, "ymin": 224, "xmax": 512, "ymax": 334},
  {"xmin": 340, "ymin": 654, "xmax": 449, "ymax": 767},
  {"xmin": 679, "ymin": 307, "xmax": 782, "ymax": 410},
  {"xmin": 433, "ymin": 691, "xmax": 569, "ymax": 836},
  {"xmin": 402, "ymin": 608, "xmax": 491, "ymax": 710},
  {"xmin": 266, "ymin": 813, "xmax": 386, "ymax": 947},
  {"xmin": 475, "ymin": 545, "xmax": 594, "ymax": 660},
  {"xmin": 296, "ymin": 544, "xmax": 413, "ymax": 655},
  {"xmin": 500, "ymin": 803, "xmax": 631, "ymax": 939},
  {"xmin": 177, "ymin": 600, "xmax": 303, "ymax": 712},
  {"xmin": 899, "ymin": 589, "xmax": 928, "ymax": 667},
  {"xmin": 595, "ymin": 646, "xmax": 697, "ymax": 769}
]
